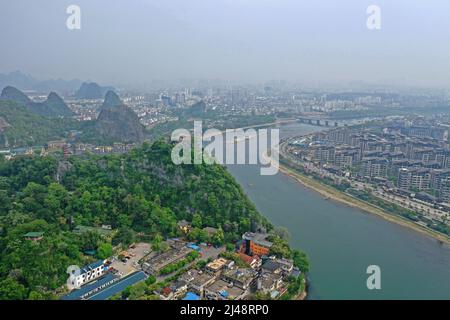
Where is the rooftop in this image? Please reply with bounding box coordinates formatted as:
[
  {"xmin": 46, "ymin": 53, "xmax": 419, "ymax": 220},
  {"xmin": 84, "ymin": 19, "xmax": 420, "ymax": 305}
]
[
  {"xmin": 206, "ymin": 258, "xmax": 229, "ymax": 271},
  {"xmin": 238, "ymin": 253, "xmax": 259, "ymax": 266},
  {"xmin": 259, "ymin": 272, "xmax": 283, "ymax": 289},
  {"xmin": 206, "ymin": 279, "xmax": 245, "ymax": 300},
  {"xmin": 62, "ymin": 273, "xmax": 119, "ymax": 300},
  {"xmin": 183, "ymin": 292, "xmax": 200, "ymax": 301},
  {"xmin": 23, "ymin": 232, "xmax": 44, "ymax": 238},
  {"xmin": 81, "ymin": 260, "xmax": 105, "ymax": 274},
  {"xmin": 262, "ymin": 260, "xmax": 281, "ymax": 273},
  {"xmin": 88, "ymin": 271, "xmax": 147, "ymax": 300},
  {"xmin": 177, "ymin": 220, "xmax": 190, "ymax": 227},
  {"xmin": 222, "ymin": 267, "xmax": 257, "ymax": 285},
  {"xmin": 242, "ymin": 232, "xmax": 273, "ymax": 248},
  {"xmin": 190, "ymin": 272, "xmax": 215, "ymax": 288}
]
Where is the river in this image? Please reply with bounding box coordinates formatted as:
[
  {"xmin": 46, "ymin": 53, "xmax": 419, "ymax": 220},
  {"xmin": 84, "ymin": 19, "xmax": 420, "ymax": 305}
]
[{"xmin": 227, "ymin": 122, "xmax": 450, "ymax": 299}]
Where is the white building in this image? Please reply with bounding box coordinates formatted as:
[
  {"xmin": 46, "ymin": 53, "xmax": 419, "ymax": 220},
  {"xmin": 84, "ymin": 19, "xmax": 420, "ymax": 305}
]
[{"xmin": 72, "ymin": 260, "xmax": 107, "ymax": 288}]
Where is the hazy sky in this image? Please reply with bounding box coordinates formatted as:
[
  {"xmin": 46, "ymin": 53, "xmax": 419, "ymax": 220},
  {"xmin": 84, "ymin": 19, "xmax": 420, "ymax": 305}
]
[{"xmin": 1, "ymin": 0, "xmax": 449, "ymax": 89}]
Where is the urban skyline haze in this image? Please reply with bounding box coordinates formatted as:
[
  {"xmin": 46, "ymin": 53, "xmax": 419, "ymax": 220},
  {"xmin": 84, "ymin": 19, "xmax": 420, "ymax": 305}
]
[{"xmin": 1, "ymin": 0, "xmax": 449, "ymax": 90}]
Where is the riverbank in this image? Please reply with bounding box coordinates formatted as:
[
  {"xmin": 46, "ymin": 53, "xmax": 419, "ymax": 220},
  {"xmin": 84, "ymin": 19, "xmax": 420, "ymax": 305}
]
[
  {"xmin": 295, "ymin": 278, "xmax": 308, "ymax": 300},
  {"xmin": 277, "ymin": 158, "xmax": 450, "ymax": 245}
]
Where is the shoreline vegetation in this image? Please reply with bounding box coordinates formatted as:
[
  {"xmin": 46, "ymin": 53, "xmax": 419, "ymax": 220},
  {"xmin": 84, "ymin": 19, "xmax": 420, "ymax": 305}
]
[{"xmin": 277, "ymin": 151, "xmax": 450, "ymax": 245}]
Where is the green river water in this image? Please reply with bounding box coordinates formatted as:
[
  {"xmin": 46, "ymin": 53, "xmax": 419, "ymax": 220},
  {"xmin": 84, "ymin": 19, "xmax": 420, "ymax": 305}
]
[{"xmin": 227, "ymin": 122, "xmax": 450, "ymax": 299}]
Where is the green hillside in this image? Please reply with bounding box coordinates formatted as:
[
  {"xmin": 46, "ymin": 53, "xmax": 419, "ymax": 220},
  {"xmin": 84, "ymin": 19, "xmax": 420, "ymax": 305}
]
[
  {"xmin": 0, "ymin": 141, "xmax": 273, "ymax": 299},
  {"xmin": 0, "ymin": 100, "xmax": 75, "ymax": 148}
]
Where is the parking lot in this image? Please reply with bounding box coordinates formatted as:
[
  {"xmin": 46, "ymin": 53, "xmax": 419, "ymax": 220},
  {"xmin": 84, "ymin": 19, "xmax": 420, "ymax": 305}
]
[{"xmin": 110, "ymin": 242, "xmax": 151, "ymax": 276}]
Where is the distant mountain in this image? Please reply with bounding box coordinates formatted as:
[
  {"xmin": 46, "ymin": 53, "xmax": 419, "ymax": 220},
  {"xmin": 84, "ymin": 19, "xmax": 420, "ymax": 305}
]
[
  {"xmin": 1, "ymin": 86, "xmax": 74, "ymax": 118},
  {"xmin": 34, "ymin": 78, "xmax": 83, "ymax": 93},
  {"xmin": 93, "ymin": 91, "xmax": 144, "ymax": 143},
  {"xmin": 31, "ymin": 92, "xmax": 75, "ymax": 117},
  {"xmin": 0, "ymin": 71, "xmax": 36, "ymax": 90},
  {"xmin": 74, "ymin": 82, "xmax": 116, "ymax": 100},
  {"xmin": 0, "ymin": 71, "xmax": 83, "ymax": 94},
  {"xmin": 0, "ymin": 86, "xmax": 31, "ymax": 105},
  {"xmin": 0, "ymin": 87, "xmax": 145, "ymax": 147}
]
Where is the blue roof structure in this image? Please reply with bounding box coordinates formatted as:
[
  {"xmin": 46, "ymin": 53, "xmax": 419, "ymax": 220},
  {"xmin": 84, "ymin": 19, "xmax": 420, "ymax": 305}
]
[
  {"xmin": 83, "ymin": 250, "xmax": 96, "ymax": 256},
  {"xmin": 88, "ymin": 271, "xmax": 147, "ymax": 300},
  {"xmin": 182, "ymin": 292, "xmax": 200, "ymax": 300},
  {"xmin": 62, "ymin": 273, "xmax": 119, "ymax": 300},
  {"xmin": 187, "ymin": 243, "xmax": 200, "ymax": 251},
  {"xmin": 219, "ymin": 290, "xmax": 229, "ymax": 298},
  {"xmin": 270, "ymin": 290, "xmax": 280, "ymax": 299},
  {"xmin": 81, "ymin": 260, "xmax": 105, "ymax": 274}
]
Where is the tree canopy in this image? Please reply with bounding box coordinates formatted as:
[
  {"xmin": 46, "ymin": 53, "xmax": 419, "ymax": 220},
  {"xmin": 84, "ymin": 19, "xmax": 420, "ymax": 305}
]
[{"xmin": 0, "ymin": 140, "xmax": 271, "ymax": 299}]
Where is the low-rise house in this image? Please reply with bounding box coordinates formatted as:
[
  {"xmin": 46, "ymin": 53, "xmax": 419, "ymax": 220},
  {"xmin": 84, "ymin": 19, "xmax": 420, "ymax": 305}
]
[
  {"xmin": 160, "ymin": 287, "xmax": 173, "ymax": 300},
  {"xmin": 73, "ymin": 225, "xmax": 113, "ymax": 237},
  {"xmin": 206, "ymin": 258, "xmax": 233, "ymax": 275},
  {"xmin": 262, "ymin": 258, "xmax": 294, "ymax": 276},
  {"xmin": 170, "ymin": 280, "xmax": 188, "ymax": 300},
  {"xmin": 47, "ymin": 140, "xmax": 66, "ymax": 151},
  {"xmin": 177, "ymin": 220, "xmax": 191, "ymax": 234},
  {"xmin": 276, "ymin": 258, "xmax": 294, "ymax": 275},
  {"xmin": 221, "ymin": 267, "xmax": 257, "ymax": 290},
  {"xmin": 23, "ymin": 231, "xmax": 44, "ymax": 242},
  {"xmin": 142, "ymin": 242, "xmax": 193, "ymax": 275},
  {"xmin": 256, "ymin": 272, "xmax": 283, "ymax": 295},
  {"xmin": 204, "ymin": 279, "xmax": 246, "ymax": 300},
  {"xmin": 261, "ymin": 260, "xmax": 282, "ymax": 274},
  {"xmin": 71, "ymin": 260, "xmax": 108, "ymax": 288},
  {"xmin": 189, "ymin": 272, "xmax": 216, "ymax": 297},
  {"xmin": 182, "ymin": 292, "xmax": 201, "ymax": 300},
  {"xmin": 289, "ymin": 267, "xmax": 301, "ymax": 279},
  {"xmin": 238, "ymin": 253, "xmax": 261, "ymax": 269},
  {"xmin": 179, "ymin": 269, "xmax": 198, "ymax": 283}
]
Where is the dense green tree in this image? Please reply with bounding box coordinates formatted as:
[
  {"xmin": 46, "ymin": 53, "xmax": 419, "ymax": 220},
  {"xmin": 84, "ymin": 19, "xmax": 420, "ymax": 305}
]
[
  {"xmin": 225, "ymin": 243, "xmax": 235, "ymax": 252},
  {"xmin": 291, "ymin": 249, "xmax": 310, "ymax": 273},
  {"xmin": 97, "ymin": 243, "xmax": 113, "ymax": 259},
  {"xmin": 268, "ymin": 235, "xmax": 291, "ymax": 258},
  {"xmin": 80, "ymin": 230, "xmax": 102, "ymax": 251},
  {"xmin": 151, "ymin": 233, "xmax": 163, "ymax": 252},
  {"xmin": 0, "ymin": 278, "xmax": 27, "ymax": 300},
  {"xmin": 128, "ymin": 282, "xmax": 147, "ymax": 300},
  {"xmin": 212, "ymin": 228, "xmax": 225, "ymax": 246},
  {"xmin": 145, "ymin": 275, "xmax": 156, "ymax": 285},
  {"xmin": 187, "ymin": 227, "xmax": 209, "ymax": 243},
  {"xmin": 192, "ymin": 213, "xmax": 202, "ymax": 228},
  {"xmin": 273, "ymin": 226, "xmax": 291, "ymax": 241},
  {"xmin": 0, "ymin": 141, "xmax": 280, "ymax": 299},
  {"xmin": 113, "ymin": 227, "xmax": 135, "ymax": 246}
]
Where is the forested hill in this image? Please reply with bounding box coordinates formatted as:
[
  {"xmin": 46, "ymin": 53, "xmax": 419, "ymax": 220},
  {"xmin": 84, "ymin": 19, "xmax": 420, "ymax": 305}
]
[
  {"xmin": 0, "ymin": 141, "xmax": 270, "ymax": 299},
  {"xmin": 0, "ymin": 100, "xmax": 76, "ymax": 148},
  {"xmin": 1, "ymin": 86, "xmax": 74, "ymax": 118}
]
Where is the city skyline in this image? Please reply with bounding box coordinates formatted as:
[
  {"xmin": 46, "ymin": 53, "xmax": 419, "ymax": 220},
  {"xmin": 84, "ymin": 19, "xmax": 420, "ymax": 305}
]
[{"xmin": 1, "ymin": 1, "xmax": 450, "ymax": 90}]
